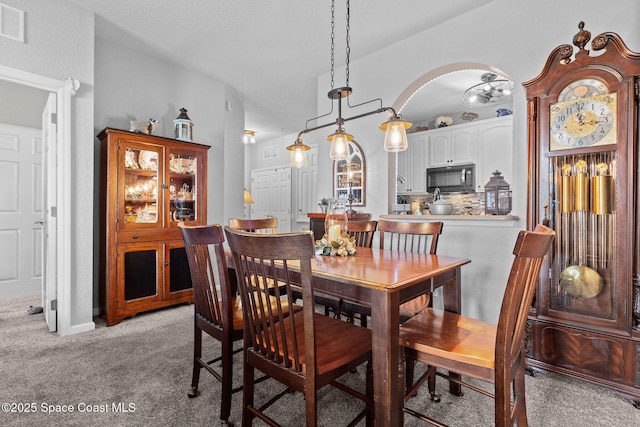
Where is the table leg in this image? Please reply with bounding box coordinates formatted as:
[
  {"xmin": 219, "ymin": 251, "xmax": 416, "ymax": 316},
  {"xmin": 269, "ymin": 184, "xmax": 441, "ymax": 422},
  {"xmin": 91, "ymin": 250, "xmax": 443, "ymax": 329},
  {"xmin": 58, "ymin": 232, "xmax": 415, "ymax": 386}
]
[
  {"xmin": 441, "ymin": 267, "xmax": 463, "ymax": 396},
  {"xmin": 371, "ymin": 290, "xmax": 402, "ymax": 427}
]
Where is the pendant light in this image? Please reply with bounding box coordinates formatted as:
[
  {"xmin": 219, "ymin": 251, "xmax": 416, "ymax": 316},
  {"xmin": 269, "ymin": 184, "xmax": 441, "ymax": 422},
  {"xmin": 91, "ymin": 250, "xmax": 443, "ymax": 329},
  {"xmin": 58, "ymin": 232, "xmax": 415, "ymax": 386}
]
[
  {"xmin": 286, "ymin": 137, "xmax": 310, "ymax": 168},
  {"xmin": 288, "ymin": 0, "xmax": 411, "ymax": 168}
]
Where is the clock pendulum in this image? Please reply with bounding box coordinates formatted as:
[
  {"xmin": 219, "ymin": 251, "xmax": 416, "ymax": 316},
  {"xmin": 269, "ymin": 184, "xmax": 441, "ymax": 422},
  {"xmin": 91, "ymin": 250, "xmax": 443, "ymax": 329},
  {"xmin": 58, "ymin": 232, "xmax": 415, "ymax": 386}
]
[{"xmin": 558, "ymin": 160, "xmax": 604, "ymax": 299}]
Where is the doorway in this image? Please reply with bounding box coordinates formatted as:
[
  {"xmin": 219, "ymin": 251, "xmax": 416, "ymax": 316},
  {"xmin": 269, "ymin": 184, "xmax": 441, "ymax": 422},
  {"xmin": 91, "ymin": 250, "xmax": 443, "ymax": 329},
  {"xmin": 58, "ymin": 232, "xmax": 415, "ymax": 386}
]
[
  {"xmin": 250, "ymin": 167, "xmax": 292, "ymax": 232},
  {"xmin": 0, "ymin": 123, "xmax": 44, "ymax": 298},
  {"xmin": 0, "ymin": 65, "xmax": 78, "ymax": 335}
]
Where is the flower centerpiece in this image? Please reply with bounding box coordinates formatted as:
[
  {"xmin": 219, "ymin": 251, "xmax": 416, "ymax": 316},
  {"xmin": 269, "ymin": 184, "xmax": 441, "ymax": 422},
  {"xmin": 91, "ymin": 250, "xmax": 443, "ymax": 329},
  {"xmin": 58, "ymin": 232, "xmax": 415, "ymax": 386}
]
[{"xmin": 315, "ymin": 231, "xmax": 357, "ymax": 257}]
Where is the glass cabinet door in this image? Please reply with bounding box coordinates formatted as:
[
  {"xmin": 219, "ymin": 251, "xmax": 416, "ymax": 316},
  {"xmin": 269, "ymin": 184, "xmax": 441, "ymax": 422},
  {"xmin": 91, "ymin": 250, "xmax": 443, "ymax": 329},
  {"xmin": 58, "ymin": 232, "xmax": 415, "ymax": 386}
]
[
  {"xmin": 120, "ymin": 143, "xmax": 162, "ymax": 228},
  {"xmin": 168, "ymin": 147, "xmax": 200, "ymax": 225},
  {"xmin": 544, "ymin": 151, "xmax": 618, "ymax": 324}
]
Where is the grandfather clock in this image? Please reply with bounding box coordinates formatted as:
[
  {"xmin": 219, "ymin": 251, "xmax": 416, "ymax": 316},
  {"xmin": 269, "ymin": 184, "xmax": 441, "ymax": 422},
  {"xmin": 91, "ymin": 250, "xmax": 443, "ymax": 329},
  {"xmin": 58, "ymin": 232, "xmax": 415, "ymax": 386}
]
[{"xmin": 523, "ymin": 22, "xmax": 640, "ymax": 405}]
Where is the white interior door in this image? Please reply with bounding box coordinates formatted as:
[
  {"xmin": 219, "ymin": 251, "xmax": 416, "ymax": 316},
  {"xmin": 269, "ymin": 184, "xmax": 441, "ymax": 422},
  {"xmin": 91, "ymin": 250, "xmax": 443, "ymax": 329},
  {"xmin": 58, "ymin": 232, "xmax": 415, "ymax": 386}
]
[
  {"xmin": 270, "ymin": 167, "xmax": 291, "ymax": 232},
  {"xmin": 251, "ymin": 167, "xmax": 292, "ymax": 232},
  {"xmin": 295, "ymin": 147, "xmax": 318, "ymax": 224},
  {"xmin": 0, "ymin": 124, "xmax": 43, "ymax": 301},
  {"xmin": 42, "ymin": 94, "xmax": 57, "ymax": 332}
]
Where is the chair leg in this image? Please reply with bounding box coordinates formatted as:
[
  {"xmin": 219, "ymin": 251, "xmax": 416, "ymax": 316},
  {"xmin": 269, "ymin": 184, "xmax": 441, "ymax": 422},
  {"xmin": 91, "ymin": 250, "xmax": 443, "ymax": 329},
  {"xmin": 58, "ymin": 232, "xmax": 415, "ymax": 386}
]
[
  {"xmin": 219, "ymin": 335, "xmax": 234, "ymax": 423},
  {"xmin": 241, "ymin": 358, "xmax": 255, "ymax": 427},
  {"xmin": 188, "ymin": 325, "xmax": 202, "ymax": 398},
  {"xmin": 359, "ymin": 312, "xmax": 368, "ymax": 328},
  {"xmin": 405, "ymin": 359, "xmax": 416, "ymax": 396},
  {"xmin": 427, "ymin": 368, "xmax": 440, "ymax": 402},
  {"xmin": 513, "ymin": 360, "xmax": 529, "ymax": 427}
]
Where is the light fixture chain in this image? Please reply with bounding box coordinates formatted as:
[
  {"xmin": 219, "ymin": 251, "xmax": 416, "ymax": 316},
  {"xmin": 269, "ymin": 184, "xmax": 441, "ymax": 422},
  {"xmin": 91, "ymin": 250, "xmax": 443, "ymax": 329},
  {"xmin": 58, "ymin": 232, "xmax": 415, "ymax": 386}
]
[
  {"xmin": 330, "ymin": 0, "xmax": 335, "ymax": 89},
  {"xmin": 345, "ymin": 0, "xmax": 350, "ymax": 87}
]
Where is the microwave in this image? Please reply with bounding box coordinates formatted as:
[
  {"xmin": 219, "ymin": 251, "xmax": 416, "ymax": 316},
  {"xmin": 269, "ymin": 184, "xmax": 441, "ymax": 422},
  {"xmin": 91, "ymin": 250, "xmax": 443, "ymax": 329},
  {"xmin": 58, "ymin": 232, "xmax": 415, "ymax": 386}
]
[{"xmin": 426, "ymin": 164, "xmax": 475, "ymax": 193}]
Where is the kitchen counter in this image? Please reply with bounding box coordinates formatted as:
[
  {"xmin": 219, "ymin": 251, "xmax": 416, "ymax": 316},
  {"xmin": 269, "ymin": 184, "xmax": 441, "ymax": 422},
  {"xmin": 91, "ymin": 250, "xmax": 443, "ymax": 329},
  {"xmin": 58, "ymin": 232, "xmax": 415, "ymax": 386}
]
[
  {"xmin": 380, "ymin": 213, "xmax": 522, "ymax": 324},
  {"xmin": 380, "ymin": 213, "xmax": 519, "ymax": 227}
]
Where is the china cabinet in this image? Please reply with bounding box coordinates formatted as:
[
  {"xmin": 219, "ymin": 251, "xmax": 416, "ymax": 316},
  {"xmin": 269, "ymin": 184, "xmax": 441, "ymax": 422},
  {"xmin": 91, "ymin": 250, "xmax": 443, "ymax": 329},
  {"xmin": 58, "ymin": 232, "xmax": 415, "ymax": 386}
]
[
  {"xmin": 523, "ymin": 23, "xmax": 640, "ymax": 404},
  {"xmin": 99, "ymin": 128, "xmax": 210, "ymax": 326},
  {"xmin": 333, "ymin": 140, "xmax": 365, "ymax": 205},
  {"xmin": 397, "ymin": 132, "xmax": 427, "ymax": 193}
]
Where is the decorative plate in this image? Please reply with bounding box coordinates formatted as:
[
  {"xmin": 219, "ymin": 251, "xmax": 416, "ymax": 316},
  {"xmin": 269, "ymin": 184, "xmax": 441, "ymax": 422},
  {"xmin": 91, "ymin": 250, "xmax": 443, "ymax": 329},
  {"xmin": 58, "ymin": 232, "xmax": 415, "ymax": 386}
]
[{"xmin": 138, "ymin": 150, "xmax": 158, "ymax": 171}]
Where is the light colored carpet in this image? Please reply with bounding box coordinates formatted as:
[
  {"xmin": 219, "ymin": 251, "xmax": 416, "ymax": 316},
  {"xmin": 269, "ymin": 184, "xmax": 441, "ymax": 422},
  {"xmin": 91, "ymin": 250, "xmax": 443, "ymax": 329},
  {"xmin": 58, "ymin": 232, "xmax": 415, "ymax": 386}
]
[{"xmin": 0, "ymin": 295, "xmax": 638, "ymax": 426}]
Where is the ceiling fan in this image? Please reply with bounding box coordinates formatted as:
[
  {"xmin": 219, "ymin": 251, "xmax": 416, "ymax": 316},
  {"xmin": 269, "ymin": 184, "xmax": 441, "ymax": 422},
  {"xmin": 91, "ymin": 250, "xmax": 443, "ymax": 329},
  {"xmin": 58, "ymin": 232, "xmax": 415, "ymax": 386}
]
[{"xmin": 463, "ymin": 72, "xmax": 513, "ymax": 107}]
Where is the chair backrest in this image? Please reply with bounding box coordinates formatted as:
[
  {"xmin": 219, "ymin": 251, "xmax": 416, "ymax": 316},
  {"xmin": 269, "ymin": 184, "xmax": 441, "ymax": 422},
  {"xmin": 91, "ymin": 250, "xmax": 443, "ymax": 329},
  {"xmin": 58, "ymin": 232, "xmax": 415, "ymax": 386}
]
[
  {"xmin": 377, "ymin": 219, "xmax": 443, "ymax": 254},
  {"xmin": 224, "ymin": 226, "xmax": 316, "ymax": 374},
  {"xmin": 178, "ymin": 222, "xmax": 234, "ymax": 329},
  {"xmin": 228, "ymin": 217, "xmax": 278, "ymax": 234},
  {"xmin": 346, "ymin": 220, "xmax": 378, "ymax": 248},
  {"xmin": 495, "ymin": 224, "xmax": 554, "ymax": 378}
]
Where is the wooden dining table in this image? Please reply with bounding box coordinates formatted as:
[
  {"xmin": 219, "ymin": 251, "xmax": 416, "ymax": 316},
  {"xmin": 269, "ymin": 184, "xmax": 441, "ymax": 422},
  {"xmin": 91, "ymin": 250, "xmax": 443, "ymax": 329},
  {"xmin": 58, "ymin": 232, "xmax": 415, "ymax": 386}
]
[
  {"xmin": 226, "ymin": 245, "xmax": 470, "ymax": 426},
  {"xmin": 304, "ymin": 247, "xmax": 470, "ymax": 426}
]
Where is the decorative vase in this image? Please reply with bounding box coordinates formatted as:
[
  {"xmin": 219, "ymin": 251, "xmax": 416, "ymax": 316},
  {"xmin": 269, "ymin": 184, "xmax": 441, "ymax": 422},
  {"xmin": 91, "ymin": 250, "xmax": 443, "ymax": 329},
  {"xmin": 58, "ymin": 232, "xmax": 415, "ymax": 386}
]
[{"xmin": 324, "ymin": 198, "xmax": 348, "ymax": 241}]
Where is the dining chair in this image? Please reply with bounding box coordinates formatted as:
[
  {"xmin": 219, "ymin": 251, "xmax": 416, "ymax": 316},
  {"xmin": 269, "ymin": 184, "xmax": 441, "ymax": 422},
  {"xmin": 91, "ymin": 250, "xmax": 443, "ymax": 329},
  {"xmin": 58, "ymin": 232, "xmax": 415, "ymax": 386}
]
[
  {"xmin": 346, "ymin": 219, "xmax": 378, "ymax": 248},
  {"xmin": 341, "ymin": 219, "xmax": 445, "ymax": 391},
  {"xmin": 228, "ymin": 217, "xmax": 278, "ymax": 233},
  {"xmin": 399, "ymin": 224, "xmax": 554, "ymax": 426},
  {"xmin": 340, "ymin": 220, "xmax": 444, "ymax": 328},
  {"xmin": 224, "ymin": 226, "xmax": 374, "ymax": 427},
  {"xmin": 321, "ymin": 220, "xmax": 378, "ymax": 326},
  {"xmin": 178, "ymin": 222, "xmax": 296, "ymax": 425},
  {"xmin": 377, "ymin": 219, "xmax": 444, "ymax": 318}
]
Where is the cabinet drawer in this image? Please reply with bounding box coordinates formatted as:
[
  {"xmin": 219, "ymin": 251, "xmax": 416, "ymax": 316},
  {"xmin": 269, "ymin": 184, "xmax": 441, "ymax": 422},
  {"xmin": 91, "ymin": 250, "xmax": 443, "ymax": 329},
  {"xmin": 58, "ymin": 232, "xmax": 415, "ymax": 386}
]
[{"xmin": 117, "ymin": 228, "xmax": 181, "ymax": 243}]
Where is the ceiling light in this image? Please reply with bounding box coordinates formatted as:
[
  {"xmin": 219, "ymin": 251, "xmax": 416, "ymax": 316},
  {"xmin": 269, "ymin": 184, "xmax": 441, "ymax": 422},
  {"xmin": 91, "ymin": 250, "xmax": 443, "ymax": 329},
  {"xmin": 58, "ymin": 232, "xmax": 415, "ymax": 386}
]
[
  {"xmin": 463, "ymin": 73, "xmax": 514, "ymax": 107},
  {"xmin": 243, "ymin": 130, "xmax": 256, "ymax": 144},
  {"xmin": 289, "ymin": 0, "xmax": 411, "ymax": 168}
]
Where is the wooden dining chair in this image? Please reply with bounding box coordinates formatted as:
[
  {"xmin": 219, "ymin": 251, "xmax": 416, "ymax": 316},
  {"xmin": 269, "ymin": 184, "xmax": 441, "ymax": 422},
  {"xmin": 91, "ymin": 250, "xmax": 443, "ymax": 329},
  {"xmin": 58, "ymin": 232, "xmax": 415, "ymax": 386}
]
[
  {"xmin": 320, "ymin": 220, "xmax": 378, "ymax": 325},
  {"xmin": 224, "ymin": 226, "xmax": 374, "ymax": 427},
  {"xmin": 347, "ymin": 219, "xmax": 378, "ymax": 247},
  {"xmin": 178, "ymin": 222, "xmax": 295, "ymax": 425},
  {"xmin": 399, "ymin": 224, "xmax": 554, "ymax": 426},
  {"xmin": 377, "ymin": 219, "xmax": 444, "ymax": 318},
  {"xmin": 228, "ymin": 217, "xmax": 278, "ymax": 233}
]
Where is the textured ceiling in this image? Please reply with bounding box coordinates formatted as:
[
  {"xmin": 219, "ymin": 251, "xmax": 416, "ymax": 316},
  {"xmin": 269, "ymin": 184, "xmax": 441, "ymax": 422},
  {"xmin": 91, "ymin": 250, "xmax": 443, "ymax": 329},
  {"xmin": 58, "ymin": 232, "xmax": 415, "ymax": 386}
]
[
  {"xmin": 65, "ymin": 0, "xmax": 498, "ymax": 141},
  {"xmin": 8, "ymin": 1, "xmax": 502, "ymax": 139}
]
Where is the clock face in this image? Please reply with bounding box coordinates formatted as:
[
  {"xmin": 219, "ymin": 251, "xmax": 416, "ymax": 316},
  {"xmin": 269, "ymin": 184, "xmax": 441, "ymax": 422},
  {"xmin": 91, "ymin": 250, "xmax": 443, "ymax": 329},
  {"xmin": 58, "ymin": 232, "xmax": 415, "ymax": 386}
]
[
  {"xmin": 557, "ymin": 78, "xmax": 608, "ymax": 102},
  {"xmin": 549, "ymin": 92, "xmax": 617, "ymax": 151}
]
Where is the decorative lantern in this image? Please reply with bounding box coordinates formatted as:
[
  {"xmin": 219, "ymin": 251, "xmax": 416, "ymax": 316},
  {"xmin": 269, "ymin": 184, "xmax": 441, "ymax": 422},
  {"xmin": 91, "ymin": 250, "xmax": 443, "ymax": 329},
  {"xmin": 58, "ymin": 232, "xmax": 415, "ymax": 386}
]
[
  {"xmin": 484, "ymin": 170, "xmax": 512, "ymax": 215},
  {"xmin": 173, "ymin": 107, "xmax": 193, "ymax": 142},
  {"xmin": 324, "ymin": 198, "xmax": 348, "ymax": 241}
]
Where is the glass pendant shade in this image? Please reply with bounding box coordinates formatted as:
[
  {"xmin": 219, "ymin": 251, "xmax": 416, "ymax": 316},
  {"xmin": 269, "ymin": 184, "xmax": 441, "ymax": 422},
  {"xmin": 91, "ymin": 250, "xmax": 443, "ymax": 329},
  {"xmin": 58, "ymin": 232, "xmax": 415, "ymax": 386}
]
[
  {"xmin": 286, "ymin": 138, "xmax": 310, "ymax": 168},
  {"xmin": 380, "ymin": 118, "xmax": 411, "ymax": 152},
  {"xmin": 290, "ymin": 146, "xmax": 309, "ymax": 168},
  {"xmin": 327, "ymin": 129, "xmax": 352, "ymax": 160}
]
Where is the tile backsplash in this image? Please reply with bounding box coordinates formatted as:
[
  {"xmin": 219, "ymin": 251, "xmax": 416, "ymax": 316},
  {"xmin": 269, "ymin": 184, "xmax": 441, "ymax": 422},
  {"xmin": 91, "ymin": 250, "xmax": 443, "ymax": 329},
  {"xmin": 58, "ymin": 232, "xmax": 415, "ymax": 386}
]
[{"xmin": 397, "ymin": 192, "xmax": 485, "ymax": 215}]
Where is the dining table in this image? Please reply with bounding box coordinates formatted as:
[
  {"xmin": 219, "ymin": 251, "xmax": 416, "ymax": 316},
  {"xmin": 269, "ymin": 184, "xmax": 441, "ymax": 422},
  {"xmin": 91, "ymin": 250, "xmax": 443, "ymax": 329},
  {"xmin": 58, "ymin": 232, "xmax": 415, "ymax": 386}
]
[
  {"xmin": 226, "ymin": 244, "xmax": 470, "ymax": 426},
  {"xmin": 305, "ymin": 247, "xmax": 470, "ymax": 426}
]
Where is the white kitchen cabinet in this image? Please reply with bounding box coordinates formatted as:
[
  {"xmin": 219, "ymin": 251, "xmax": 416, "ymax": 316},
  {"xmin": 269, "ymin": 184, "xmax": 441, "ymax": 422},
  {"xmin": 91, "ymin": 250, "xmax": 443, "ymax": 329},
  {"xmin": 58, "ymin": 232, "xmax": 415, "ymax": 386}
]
[
  {"xmin": 397, "ymin": 132, "xmax": 427, "ymax": 193},
  {"xmin": 427, "ymin": 125, "xmax": 476, "ymax": 167},
  {"xmin": 475, "ymin": 116, "xmax": 513, "ymax": 192}
]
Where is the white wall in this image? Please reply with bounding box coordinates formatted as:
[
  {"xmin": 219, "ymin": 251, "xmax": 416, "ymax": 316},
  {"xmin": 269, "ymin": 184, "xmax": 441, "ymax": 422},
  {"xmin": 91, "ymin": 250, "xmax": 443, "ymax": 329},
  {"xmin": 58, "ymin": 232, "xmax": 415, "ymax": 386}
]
[
  {"xmin": 329, "ymin": 0, "xmax": 640, "ymax": 321},
  {"xmin": 248, "ymin": 0, "xmax": 640, "ymax": 322},
  {"xmin": 0, "ymin": 0, "xmax": 95, "ymax": 332},
  {"xmin": 94, "ymin": 39, "xmax": 246, "ymax": 305}
]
